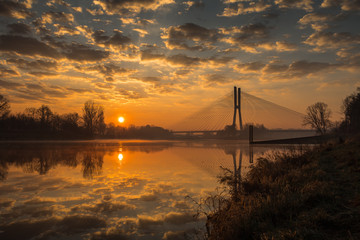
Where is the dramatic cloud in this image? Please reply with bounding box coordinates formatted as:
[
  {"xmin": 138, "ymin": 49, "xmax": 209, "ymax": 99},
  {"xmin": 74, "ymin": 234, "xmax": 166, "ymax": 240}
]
[
  {"xmin": 304, "ymin": 31, "xmax": 360, "ymax": 52},
  {"xmin": 163, "ymin": 23, "xmax": 220, "ymax": 51},
  {"xmin": 7, "ymin": 58, "xmax": 57, "ymax": 71},
  {"xmin": 0, "ymin": 1, "xmax": 32, "ymax": 19},
  {"xmin": 220, "ymin": 23, "xmax": 272, "ymax": 52},
  {"xmin": 298, "ymin": 12, "xmax": 346, "ymax": 31},
  {"xmin": 42, "ymin": 11, "xmax": 74, "ymax": 23},
  {"xmin": 7, "ymin": 22, "xmax": 32, "ymax": 35},
  {"xmin": 63, "ymin": 43, "xmax": 109, "ymax": 61},
  {"xmin": 274, "ymin": 0, "xmax": 314, "ymax": 11},
  {"xmin": 261, "ymin": 60, "xmax": 337, "ymax": 80},
  {"xmin": 235, "ymin": 61, "xmax": 265, "ymax": 73},
  {"xmin": 321, "ymin": 0, "xmax": 360, "ymax": 11},
  {"xmin": 93, "ymin": 30, "xmax": 132, "ymax": 50},
  {"xmin": 79, "ymin": 63, "xmax": 136, "ymax": 81},
  {"xmin": 0, "ymin": 35, "xmax": 60, "ymax": 58},
  {"xmin": 183, "ymin": 1, "xmax": 205, "ymax": 11},
  {"xmin": 219, "ymin": 0, "xmax": 272, "ymax": 17},
  {"xmin": 166, "ymin": 54, "xmax": 202, "ymax": 66},
  {"xmin": 94, "ymin": 0, "xmax": 175, "ymax": 15}
]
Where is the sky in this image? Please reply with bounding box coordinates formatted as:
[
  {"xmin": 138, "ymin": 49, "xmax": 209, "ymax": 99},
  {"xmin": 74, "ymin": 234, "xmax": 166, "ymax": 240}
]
[{"xmin": 0, "ymin": 0, "xmax": 359, "ymax": 129}]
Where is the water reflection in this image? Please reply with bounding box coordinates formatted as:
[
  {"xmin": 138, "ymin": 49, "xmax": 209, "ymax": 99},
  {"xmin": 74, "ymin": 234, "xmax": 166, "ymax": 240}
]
[{"xmin": 0, "ymin": 140, "xmax": 295, "ymax": 240}]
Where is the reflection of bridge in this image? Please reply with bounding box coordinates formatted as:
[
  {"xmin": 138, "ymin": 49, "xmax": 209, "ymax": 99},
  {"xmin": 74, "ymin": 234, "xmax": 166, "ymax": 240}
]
[{"xmin": 172, "ymin": 86, "xmax": 315, "ymax": 139}]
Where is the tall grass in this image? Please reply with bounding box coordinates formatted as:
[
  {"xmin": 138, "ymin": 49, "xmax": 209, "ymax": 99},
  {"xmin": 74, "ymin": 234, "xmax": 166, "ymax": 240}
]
[{"xmin": 203, "ymin": 140, "xmax": 360, "ymax": 240}]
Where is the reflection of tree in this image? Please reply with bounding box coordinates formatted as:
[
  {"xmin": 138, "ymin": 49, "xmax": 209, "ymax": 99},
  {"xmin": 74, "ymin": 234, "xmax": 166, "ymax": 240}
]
[
  {"xmin": 0, "ymin": 160, "xmax": 8, "ymax": 181},
  {"xmin": 0, "ymin": 144, "xmax": 106, "ymax": 181},
  {"xmin": 82, "ymin": 151, "xmax": 103, "ymax": 179}
]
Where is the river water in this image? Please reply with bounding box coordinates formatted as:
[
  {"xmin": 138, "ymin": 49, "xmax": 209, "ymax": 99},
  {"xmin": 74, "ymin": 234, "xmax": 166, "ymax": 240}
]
[{"xmin": 0, "ymin": 140, "xmax": 296, "ymax": 240}]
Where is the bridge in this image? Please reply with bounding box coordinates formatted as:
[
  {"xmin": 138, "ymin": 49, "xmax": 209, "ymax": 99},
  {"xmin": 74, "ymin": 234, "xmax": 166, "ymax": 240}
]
[{"xmin": 171, "ymin": 86, "xmax": 315, "ymax": 139}]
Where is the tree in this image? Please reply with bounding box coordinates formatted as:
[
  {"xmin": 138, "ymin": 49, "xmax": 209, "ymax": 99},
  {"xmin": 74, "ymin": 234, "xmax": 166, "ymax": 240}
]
[
  {"xmin": 37, "ymin": 105, "xmax": 53, "ymax": 127},
  {"xmin": 303, "ymin": 102, "xmax": 332, "ymax": 135},
  {"xmin": 0, "ymin": 95, "xmax": 10, "ymax": 119},
  {"xmin": 342, "ymin": 88, "xmax": 360, "ymax": 132},
  {"xmin": 82, "ymin": 100, "xmax": 105, "ymax": 136}
]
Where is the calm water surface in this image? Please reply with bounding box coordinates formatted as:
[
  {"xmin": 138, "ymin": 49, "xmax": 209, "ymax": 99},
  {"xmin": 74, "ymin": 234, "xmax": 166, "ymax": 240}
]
[{"xmin": 0, "ymin": 140, "xmax": 294, "ymax": 240}]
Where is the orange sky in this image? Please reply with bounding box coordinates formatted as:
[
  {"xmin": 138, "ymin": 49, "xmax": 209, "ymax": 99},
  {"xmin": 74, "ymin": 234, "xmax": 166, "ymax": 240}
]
[{"xmin": 0, "ymin": 0, "xmax": 359, "ymax": 129}]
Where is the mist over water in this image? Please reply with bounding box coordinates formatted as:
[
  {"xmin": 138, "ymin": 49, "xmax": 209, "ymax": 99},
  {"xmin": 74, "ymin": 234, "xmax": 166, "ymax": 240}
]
[{"xmin": 0, "ymin": 140, "xmax": 301, "ymax": 239}]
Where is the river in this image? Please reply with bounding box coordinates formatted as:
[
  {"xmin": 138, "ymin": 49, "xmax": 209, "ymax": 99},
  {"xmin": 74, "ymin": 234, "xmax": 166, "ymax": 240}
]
[{"xmin": 0, "ymin": 140, "xmax": 301, "ymax": 240}]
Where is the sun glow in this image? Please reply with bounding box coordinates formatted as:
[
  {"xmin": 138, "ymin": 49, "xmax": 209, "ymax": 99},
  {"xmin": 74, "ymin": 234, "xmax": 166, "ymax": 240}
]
[
  {"xmin": 118, "ymin": 116, "xmax": 125, "ymax": 123},
  {"xmin": 118, "ymin": 153, "xmax": 123, "ymax": 161}
]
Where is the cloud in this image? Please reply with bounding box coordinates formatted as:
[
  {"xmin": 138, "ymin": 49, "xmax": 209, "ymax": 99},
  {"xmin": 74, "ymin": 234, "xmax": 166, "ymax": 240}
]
[
  {"xmin": 94, "ymin": 0, "xmax": 175, "ymax": 15},
  {"xmin": 235, "ymin": 61, "xmax": 265, "ymax": 73},
  {"xmin": 93, "ymin": 30, "xmax": 132, "ymax": 50},
  {"xmin": 220, "ymin": 23, "xmax": 271, "ymax": 52},
  {"xmin": 321, "ymin": 0, "xmax": 360, "ymax": 11},
  {"xmin": 261, "ymin": 60, "xmax": 336, "ymax": 80},
  {"xmin": 0, "ymin": 64, "xmax": 18, "ymax": 77},
  {"xmin": 140, "ymin": 49, "xmax": 165, "ymax": 61},
  {"xmin": 162, "ymin": 23, "xmax": 220, "ymax": 51},
  {"xmin": 298, "ymin": 12, "xmax": 346, "ymax": 31},
  {"xmin": 0, "ymin": 1, "xmax": 32, "ymax": 19},
  {"xmin": 63, "ymin": 43, "xmax": 110, "ymax": 61},
  {"xmin": 7, "ymin": 22, "xmax": 32, "ymax": 35},
  {"xmin": 0, "ymin": 35, "xmax": 60, "ymax": 58},
  {"xmin": 7, "ymin": 58, "xmax": 57, "ymax": 71},
  {"xmin": 53, "ymin": 24, "xmax": 80, "ymax": 36},
  {"xmin": 42, "ymin": 11, "xmax": 75, "ymax": 24},
  {"xmin": 274, "ymin": 0, "xmax": 314, "ymax": 11},
  {"xmin": 79, "ymin": 63, "xmax": 136, "ymax": 81},
  {"xmin": 201, "ymin": 73, "xmax": 231, "ymax": 86},
  {"xmin": 166, "ymin": 54, "xmax": 202, "ymax": 66},
  {"xmin": 118, "ymin": 88, "xmax": 146, "ymax": 99},
  {"xmin": 258, "ymin": 41, "xmax": 297, "ymax": 52},
  {"xmin": 304, "ymin": 31, "xmax": 360, "ymax": 52},
  {"xmin": 0, "ymin": 79, "xmax": 22, "ymax": 89},
  {"xmin": 219, "ymin": 0, "xmax": 272, "ymax": 17},
  {"xmin": 183, "ymin": 1, "xmax": 205, "ymax": 11}
]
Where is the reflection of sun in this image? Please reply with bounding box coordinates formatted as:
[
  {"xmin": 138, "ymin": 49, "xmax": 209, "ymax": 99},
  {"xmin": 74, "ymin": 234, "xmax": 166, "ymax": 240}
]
[
  {"xmin": 118, "ymin": 153, "xmax": 123, "ymax": 161},
  {"xmin": 118, "ymin": 117, "xmax": 125, "ymax": 123}
]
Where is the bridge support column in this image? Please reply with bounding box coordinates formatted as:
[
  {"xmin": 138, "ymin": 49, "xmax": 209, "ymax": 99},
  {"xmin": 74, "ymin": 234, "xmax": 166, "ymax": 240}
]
[{"xmin": 233, "ymin": 86, "xmax": 243, "ymax": 130}]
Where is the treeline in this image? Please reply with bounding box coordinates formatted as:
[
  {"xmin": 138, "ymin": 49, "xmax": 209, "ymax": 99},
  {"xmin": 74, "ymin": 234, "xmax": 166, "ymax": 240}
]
[{"xmin": 0, "ymin": 96, "xmax": 173, "ymax": 140}]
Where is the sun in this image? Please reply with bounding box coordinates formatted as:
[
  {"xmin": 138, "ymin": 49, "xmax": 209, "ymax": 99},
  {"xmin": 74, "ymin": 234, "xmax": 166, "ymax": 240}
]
[{"xmin": 118, "ymin": 116, "xmax": 125, "ymax": 123}]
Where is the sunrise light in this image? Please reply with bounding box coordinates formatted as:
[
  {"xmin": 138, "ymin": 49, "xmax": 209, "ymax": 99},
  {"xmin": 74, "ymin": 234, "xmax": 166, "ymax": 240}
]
[{"xmin": 118, "ymin": 117, "xmax": 125, "ymax": 123}]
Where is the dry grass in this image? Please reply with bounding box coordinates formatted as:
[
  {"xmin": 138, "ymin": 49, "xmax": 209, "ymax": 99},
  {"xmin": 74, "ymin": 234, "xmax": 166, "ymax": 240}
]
[{"xmin": 205, "ymin": 138, "xmax": 360, "ymax": 240}]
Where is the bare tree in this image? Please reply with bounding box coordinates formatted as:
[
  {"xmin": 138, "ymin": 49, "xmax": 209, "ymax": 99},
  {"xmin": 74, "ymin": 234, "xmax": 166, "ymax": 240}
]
[
  {"xmin": 303, "ymin": 102, "xmax": 332, "ymax": 135},
  {"xmin": 0, "ymin": 95, "xmax": 10, "ymax": 119},
  {"xmin": 82, "ymin": 100, "xmax": 105, "ymax": 136}
]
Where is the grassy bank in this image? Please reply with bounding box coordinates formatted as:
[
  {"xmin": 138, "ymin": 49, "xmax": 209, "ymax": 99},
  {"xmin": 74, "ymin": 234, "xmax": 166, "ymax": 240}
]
[{"xmin": 206, "ymin": 138, "xmax": 360, "ymax": 240}]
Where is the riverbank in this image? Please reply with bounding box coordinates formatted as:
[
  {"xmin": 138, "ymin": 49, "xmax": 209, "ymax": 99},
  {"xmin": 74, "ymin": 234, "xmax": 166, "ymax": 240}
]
[{"xmin": 206, "ymin": 136, "xmax": 360, "ymax": 239}]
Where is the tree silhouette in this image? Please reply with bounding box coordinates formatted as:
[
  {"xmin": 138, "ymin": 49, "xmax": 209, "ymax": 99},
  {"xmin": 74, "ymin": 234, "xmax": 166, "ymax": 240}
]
[
  {"xmin": 303, "ymin": 102, "xmax": 332, "ymax": 135},
  {"xmin": 343, "ymin": 88, "xmax": 360, "ymax": 133},
  {"xmin": 82, "ymin": 101, "xmax": 105, "ymax": 137},
  {"xmin": 0, "ymin": 95, "xmax": 10, "ymax": 119}
]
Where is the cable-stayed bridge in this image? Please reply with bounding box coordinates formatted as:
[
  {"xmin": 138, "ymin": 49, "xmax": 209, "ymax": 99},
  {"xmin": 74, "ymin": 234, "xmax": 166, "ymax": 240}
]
[{"xmin": 172, "ymin": 87, "xmax": 314, "ymax": 138}]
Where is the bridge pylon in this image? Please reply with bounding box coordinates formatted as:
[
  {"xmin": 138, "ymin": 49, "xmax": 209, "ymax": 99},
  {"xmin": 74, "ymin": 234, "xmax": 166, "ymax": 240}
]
[{"xmin": 233, "ymin": 86, "xmax": 243, "ymax": 130}]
